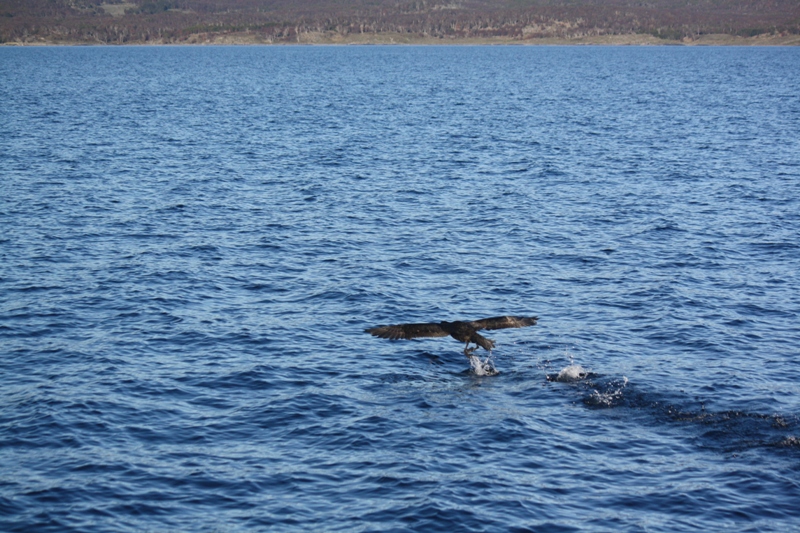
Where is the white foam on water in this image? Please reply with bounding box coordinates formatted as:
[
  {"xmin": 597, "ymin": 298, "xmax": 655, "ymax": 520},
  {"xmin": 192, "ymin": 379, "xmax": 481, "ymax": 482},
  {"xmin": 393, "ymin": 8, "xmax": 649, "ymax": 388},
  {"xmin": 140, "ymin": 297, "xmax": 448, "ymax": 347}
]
[{"xmin": 468, "ymin": 354, "xmax": 499, "ymax": 376}]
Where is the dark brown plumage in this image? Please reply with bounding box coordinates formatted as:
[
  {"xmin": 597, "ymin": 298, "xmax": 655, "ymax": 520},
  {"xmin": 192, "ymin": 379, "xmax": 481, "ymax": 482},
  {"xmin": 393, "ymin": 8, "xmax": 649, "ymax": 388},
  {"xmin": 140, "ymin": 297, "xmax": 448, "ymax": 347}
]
[{"xmin": 365, "ymin": 316, "xmax": 538, "ymax": 357}]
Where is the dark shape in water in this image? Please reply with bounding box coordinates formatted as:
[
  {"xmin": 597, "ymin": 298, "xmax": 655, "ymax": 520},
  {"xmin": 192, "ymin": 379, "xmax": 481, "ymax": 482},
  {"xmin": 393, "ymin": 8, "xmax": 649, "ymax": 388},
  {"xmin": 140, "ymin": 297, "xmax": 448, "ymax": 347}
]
[{"xmin": 365, "ymin": 315, "xmax": 538, "ymax": 357}]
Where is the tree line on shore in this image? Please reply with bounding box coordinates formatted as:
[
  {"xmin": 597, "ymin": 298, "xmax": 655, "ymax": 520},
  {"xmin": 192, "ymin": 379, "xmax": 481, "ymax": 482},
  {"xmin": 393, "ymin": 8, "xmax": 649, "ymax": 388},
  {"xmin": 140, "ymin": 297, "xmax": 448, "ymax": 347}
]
[{"xmin": 1, "ymin": 0, "xmax": 798, "ymax": 44}]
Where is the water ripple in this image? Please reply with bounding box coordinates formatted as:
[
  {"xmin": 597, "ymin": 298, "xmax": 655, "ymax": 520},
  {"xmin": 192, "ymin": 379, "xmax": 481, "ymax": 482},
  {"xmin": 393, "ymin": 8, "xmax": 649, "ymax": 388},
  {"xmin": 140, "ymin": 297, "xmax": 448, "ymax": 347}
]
[{"xmin": 1, "ymin": 45, "xmax": 800, "ymax": 532}]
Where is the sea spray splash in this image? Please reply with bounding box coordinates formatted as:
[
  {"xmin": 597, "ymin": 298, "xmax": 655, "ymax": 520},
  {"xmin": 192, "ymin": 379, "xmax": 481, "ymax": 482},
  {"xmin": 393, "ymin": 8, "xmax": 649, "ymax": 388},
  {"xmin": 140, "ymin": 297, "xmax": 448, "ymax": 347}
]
[
  {"xmin": 586, "ymin": 376, "xmax": 629, "ymax": 408},
  {"xmin": 469, "ymin": 354, "xmax": 499, "ymax": 376},
  {"xmin": 552, "ymin": 347, "xmax": 588, "ymax": 382},
  {"xmin": 544, "ymin": 346, "xmax": 590, "ymax": 382}
]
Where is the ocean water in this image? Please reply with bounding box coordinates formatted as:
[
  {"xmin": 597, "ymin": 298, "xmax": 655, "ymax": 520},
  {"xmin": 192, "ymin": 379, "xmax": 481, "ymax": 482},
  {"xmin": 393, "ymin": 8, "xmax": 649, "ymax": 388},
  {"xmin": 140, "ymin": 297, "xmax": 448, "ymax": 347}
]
[{"xmin": 1, "ymin": 45, "xmax": 799, "ymax": 532}]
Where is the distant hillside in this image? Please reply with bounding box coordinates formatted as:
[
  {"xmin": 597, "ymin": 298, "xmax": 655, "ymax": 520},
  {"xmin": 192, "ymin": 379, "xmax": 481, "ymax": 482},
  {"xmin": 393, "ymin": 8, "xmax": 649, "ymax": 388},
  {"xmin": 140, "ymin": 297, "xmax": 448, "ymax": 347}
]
[{"xmin": 1, "ymin": 0, "xmax": 799, "ymax": 44}]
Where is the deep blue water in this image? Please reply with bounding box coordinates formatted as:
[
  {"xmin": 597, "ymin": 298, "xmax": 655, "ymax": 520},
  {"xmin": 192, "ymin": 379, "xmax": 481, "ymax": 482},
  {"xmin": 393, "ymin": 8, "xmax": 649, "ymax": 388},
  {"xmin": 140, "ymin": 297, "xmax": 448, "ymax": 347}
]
[{"xmin": 1, "ymin": 45, "xmax": 800, "ymax": 532}]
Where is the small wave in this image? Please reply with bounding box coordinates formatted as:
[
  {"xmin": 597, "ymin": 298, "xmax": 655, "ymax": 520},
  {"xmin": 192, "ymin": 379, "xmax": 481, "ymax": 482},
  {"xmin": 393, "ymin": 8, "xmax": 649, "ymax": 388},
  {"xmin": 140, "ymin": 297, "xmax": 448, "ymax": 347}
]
[{"xmin": 773, "ymin": 436, "xmax": 800, "ymax": 448}]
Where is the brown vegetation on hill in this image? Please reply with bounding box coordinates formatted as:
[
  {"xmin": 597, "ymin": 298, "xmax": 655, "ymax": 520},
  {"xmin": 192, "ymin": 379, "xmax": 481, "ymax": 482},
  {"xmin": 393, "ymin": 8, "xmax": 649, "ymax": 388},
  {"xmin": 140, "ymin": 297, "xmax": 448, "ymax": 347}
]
[{"xmin": 1, "ymin": 0, "xmax": 798, "ymax": 44}]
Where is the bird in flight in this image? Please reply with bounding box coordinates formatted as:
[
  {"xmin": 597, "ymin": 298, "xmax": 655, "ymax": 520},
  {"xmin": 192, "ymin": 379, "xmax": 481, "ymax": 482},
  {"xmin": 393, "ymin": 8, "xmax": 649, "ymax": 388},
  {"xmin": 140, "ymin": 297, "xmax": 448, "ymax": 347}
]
[{"xmin": 365, "ymin": 316, "xmax": 538, "ymax": 357}]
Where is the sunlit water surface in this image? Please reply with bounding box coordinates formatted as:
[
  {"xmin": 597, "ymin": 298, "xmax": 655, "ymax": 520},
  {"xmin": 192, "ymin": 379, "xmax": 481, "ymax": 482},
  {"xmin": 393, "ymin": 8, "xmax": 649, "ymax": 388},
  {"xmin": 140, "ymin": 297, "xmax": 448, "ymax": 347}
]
[{"xmin": 1, "ymin": 45, "xmax": 800, "ymax": 532}]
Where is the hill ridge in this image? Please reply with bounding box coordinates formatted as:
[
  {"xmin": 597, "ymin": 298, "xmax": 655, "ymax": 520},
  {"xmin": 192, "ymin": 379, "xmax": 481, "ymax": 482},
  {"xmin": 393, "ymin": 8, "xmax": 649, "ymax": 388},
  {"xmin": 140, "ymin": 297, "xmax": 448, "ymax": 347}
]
[{"xmin": 1, "ymin": 0, "xmax": 798, "ymax": 44}]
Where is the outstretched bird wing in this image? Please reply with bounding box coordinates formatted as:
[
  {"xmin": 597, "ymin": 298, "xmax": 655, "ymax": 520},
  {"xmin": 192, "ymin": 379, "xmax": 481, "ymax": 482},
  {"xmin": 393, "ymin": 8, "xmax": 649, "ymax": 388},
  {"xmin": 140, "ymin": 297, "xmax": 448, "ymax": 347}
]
[
  {"xmin": 469, "ymin": 316, "xmax": 538, "ymax": 331},
  {"xmin": 365, "ymin": 323, "xmax": 450, "ymax": 340}
]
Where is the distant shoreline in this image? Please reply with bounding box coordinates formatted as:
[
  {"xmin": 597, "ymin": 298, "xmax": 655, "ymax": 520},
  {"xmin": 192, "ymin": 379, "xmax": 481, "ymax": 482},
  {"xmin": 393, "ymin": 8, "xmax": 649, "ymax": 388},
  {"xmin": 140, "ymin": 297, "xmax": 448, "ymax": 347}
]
[{"xmin": 4, "ymin": 32, "xmax": 799, "ymax": 47}]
